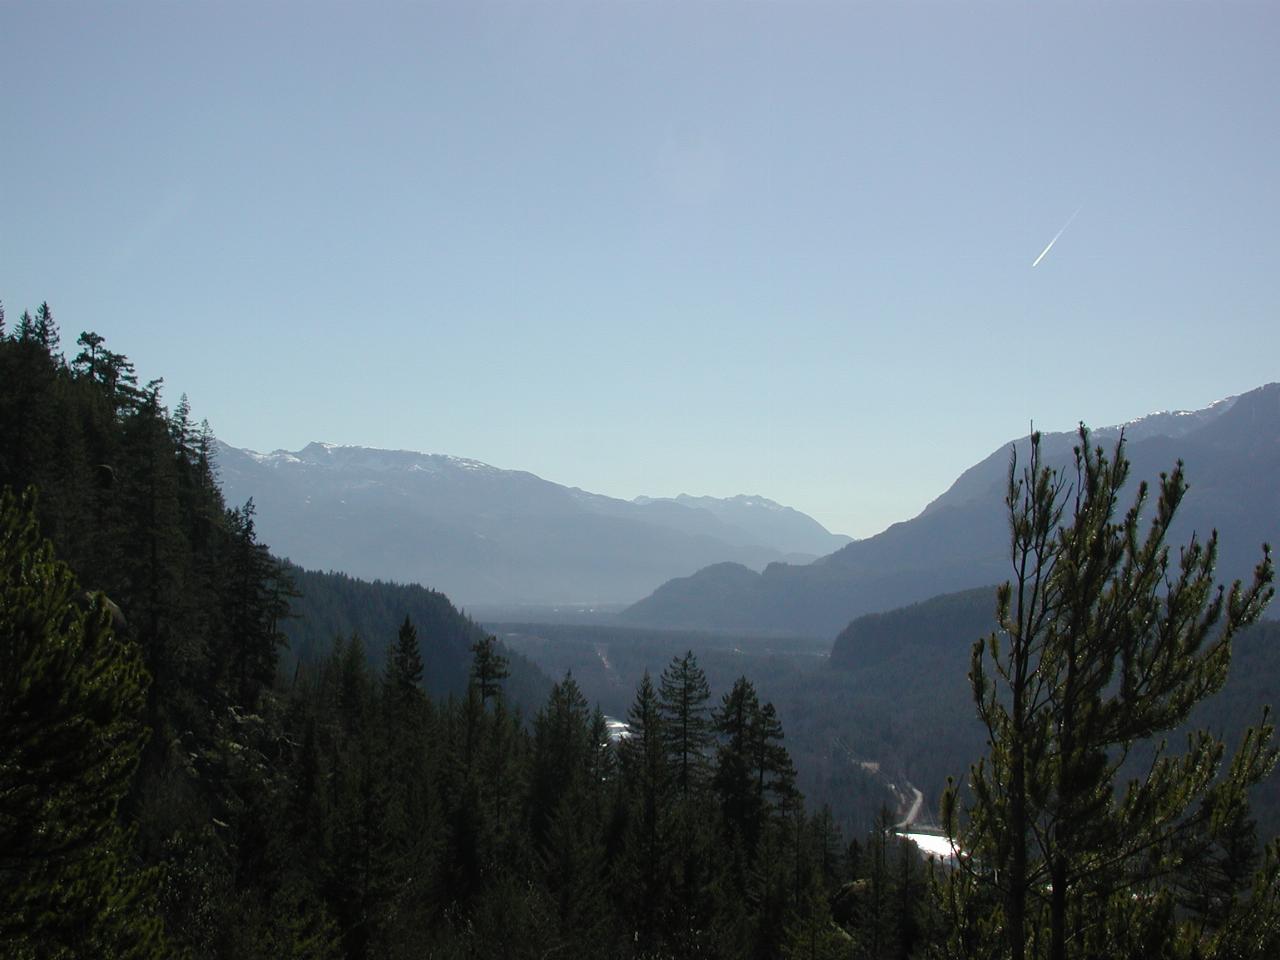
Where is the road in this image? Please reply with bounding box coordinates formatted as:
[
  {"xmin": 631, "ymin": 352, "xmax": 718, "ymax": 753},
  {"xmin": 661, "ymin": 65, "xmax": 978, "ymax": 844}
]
[
  {"xmin": 894, "ymin": 785, "xmax": 924, "ymax": 830},
  {"xmin": 832, "ymin": 736, "xmax": 929, "ymax": 829}
]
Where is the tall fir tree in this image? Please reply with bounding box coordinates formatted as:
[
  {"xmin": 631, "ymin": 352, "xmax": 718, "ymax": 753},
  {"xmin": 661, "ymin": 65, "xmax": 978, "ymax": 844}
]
[
  {"xmin": 470, "ymin": 633, "xmax": 509, "ymax": 705},
  {"xmin": 616, "ymin": 671, "xmax": 672, "ymax": 953},
  {"xmin": 658, "ymin": 650, "xmax": 713, "ymax": 803}
]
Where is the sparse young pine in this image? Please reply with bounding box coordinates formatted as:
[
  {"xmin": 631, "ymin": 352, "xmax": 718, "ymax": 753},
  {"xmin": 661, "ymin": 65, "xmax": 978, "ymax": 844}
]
[{"xmin": 941, "ymin": 427, "xmax": 1277, "ymax": 960}]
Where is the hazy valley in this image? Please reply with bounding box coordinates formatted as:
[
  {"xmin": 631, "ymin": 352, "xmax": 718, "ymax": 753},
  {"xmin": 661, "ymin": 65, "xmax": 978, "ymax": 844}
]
[
  {"xmin": 216, "ymin": 440, "xmax": 850, "ymax": 611},
  {"xmin": 4, "ymin": 312, "xmax": 1279, "ymax": 960}
]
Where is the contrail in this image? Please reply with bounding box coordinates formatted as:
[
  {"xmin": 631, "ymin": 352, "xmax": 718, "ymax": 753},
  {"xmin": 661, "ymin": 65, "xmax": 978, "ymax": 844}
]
[{"xmin": 1032, "ymin": 206, "xmax": 1081, "ymax": 267}]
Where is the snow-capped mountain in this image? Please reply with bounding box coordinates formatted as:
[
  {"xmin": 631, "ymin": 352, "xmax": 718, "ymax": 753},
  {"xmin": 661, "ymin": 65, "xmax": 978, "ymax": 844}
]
[
  {"xmin": 214, "ymin": 441, "xmax": 849, "ymax": 608},
  {"xmin": 623, "ymin": 383, "xmax": 1280, "ymax": 636}
]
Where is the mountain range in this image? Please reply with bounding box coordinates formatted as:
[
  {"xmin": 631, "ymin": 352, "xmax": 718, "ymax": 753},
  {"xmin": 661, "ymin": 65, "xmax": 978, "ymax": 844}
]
[
  {"xmin": 214, "ymin": 441, "xmax": 850, "ymax": 609},
  {"xmin": 622, "ymin": 382, "xmax": 1280, "ymax": 637}
]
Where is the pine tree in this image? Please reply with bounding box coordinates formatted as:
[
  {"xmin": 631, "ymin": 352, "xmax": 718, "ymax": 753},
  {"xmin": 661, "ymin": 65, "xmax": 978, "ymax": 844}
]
[
  {"xmin": 218, "ymin": 499, "xmax": 292, "ymax": 707},
  {"xmin": 616, "ymin": 671, "xmax": 672, "ymax": 953},
  {"xmin": 941, "ymin": 428, "xmax": 1277, "ymax": 960},
  {"xmin": 530, "ymin": 673, "xmax": 593, "ymax": 845},
  {"xmin": 714, "ymin": 676, "xmax": 797, "ymax": 860},
  {"xmin": 0, "ymin": 488, "xmax": 165, "ymax": 958},
  {"xmin": 72, "ymin": 330, "xmax": 106, "ymax": 382},
  {"xmin": 715, "ymin": 676, "xmax": 768, "ymax": 854},
  {"xmin": 470, "ymin": 634, "xmax": 509, "ymax": 704},
  {"xmin": 32, "ymin": 301, "xmax": 60, "ymax": 355},
  {"xmin": 118, "ymin": 378, "xmax": 189, "ymax": 690},
  {"xmin": 383, "ymin": 615, "xmax": 425, "ymax": 705},
  {"xmin": 658, "ymin": 650, "xmax": 712, "ymax": 802}
]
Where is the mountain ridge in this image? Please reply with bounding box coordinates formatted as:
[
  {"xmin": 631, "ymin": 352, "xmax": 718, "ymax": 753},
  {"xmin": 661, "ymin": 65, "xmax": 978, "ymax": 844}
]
[
  {"xmin": 622, "ymin": 383, "xmax": 1279, "ymax": 637},
  {"xmin": 214, "ymin": 439, "xmax": 850, "ymax": 608}
]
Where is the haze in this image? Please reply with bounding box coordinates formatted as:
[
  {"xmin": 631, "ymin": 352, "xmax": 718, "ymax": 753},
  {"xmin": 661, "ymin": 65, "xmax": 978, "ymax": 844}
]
[{"xmin": 2, "ymin": 1, "xmax": 1276, "ymax": 538}]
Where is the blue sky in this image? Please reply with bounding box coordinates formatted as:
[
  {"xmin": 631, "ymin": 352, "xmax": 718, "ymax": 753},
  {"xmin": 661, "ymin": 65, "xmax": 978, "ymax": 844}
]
[{"xmin": 3, "ymin": 2, "xmax": 1276, "ymax": 538}]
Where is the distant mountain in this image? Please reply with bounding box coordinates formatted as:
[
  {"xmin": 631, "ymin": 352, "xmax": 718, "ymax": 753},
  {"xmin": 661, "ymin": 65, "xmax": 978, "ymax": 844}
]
[
  {"xmin": 214, "ymin": 441, "xmax": 848, "ymax": 608},
  {"xmin": 622, "ymin": 383, "xmax": 1280, "ymax": 637},
  {"xmin": 635, "ymin": 494, "xmax": 851, "ymax": 557}
]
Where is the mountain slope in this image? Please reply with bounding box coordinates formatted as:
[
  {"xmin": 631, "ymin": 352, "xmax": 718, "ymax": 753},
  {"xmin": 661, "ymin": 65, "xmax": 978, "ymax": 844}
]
[
  {"xmin": 623, "ymin": 383, "xmax": 1280, "ymax": 637},
  {"xmin": 824, "ymin": 586, "xmax": 1280, "ymax": 835},
  {"xmin": 283, "ymin": 565, "xmax": 550, "ymax": 709},
  {"xmin": 637, "ymin": 493, "xmax": 851, "ymax": 557},
  {"xmin": 215, "ymin": 441, "xmax": 848, "ymax": 608}
]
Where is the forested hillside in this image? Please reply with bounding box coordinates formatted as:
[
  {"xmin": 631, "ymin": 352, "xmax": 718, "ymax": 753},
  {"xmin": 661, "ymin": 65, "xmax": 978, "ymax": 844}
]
[
  {"xmin": 624, "ymin": 384, "xmax": 1280, "ymax": 636},
  {"xmin": 5, "ymin": 303, "xmax": 1280, "ymax": 959},
  {"xmin": 0, "ymin": 306, "xmax": 916, "ymax": 958},
  {"xmin": 215, "ymin": 439, "xmax": 847, "ymax": 609},
  {"xmin": 281, "ymin": 565, "xmax": 550, "ymax": 708},
  {"xmin": 830, "ymin": 587, "xmax": 1280, "ymax": 836}
]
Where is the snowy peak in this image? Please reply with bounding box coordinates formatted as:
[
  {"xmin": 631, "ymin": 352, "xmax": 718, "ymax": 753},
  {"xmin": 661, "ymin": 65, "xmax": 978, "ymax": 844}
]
[
  {"xmin": 919, "ymin": 387, "xmax": 1264, "ymax": 520},
  {"xmin": 623, "ymin": 381, "xmax": 1280, "ymax": 637},
  {"xmin": 230, "ymin": 441, "xmax": 506, "ymax": 478},
  {"xmin": 212, "ymin": 438, "xmax": 849, "ymax": 606},
  {"xmin": 1093, "ymin": 394, "xmax": 1240, "ymax": 444}
]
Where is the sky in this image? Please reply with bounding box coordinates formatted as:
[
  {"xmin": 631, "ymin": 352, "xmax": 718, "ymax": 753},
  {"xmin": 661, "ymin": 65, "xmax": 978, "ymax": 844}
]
[{"xmin": 2, "ymin": 1, "xmax": 1277, "ymax": 539}]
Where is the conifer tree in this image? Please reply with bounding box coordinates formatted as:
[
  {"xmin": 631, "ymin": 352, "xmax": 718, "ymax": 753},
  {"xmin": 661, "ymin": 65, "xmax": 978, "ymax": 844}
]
[
  {"xmin": 72, "ymin": 330, "xmax": 106, "ymax": 382},
  {"xmin": 616, "ymin": 672, "xmax": 672, "ymax": 952},
  {"xmin": 0, "ymin": 488, "xmax": 165, "ymax": 958},
  {"xmin": 530, "ymin": 672, "xmax": 594, "ymax": 844},
  {"xmin": 655, "ymin": 652, "xmax": 719, "ymax": 953},
  {"xmin": 470, "ymin": 633, "xmax": 509, "ymax": 704},
  {"xmin": 15, "ymin": 309, "xmax": 34, "ymax": 341},
  {"xmin": 658, "ymin": 650, "xmax": 712, "ymax": 802},
  {"xmin": 941, "ymin": 428, "xmax": 1277, "ymax": 960},
  {"xmin": 384, "ymin": 615, "xmax": 425, "ymax": 705},
  {"xmin": 32, "ymin": 301, "xmax": 60, "ymax": 355},
  {"xmin": 715, "ymin": 676, "xmax": 768, "ymax": 852},
  {"xmin": 118, "ymin": 378, "xmax": 188, "ymax": 687},
  {"xmin": 218, "ymin": 499, "xmax": 292, "ymax": 707},
  {"xmin": 714, "ymin": 676, "xmax": 797, "ymax": 859}
]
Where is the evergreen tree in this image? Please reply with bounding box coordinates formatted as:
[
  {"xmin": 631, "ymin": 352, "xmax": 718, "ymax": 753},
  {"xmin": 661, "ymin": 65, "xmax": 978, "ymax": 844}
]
[
  {"xmin": 714, "ymin": 676, "xmax": 797, "ymax": 861},
  {"xmin": 941, "ymin": 428, "xmax": 1277, "ymax": 960},
  {"xmin": 32, "ymin": 301, "xmax": 60, "ymax": 355},
  {"xmin": 15, "ymin": 309, "xmax": 34, "ymax": 342},
  {"xmin": 658, "ymin": 650, "xmax": 712, "ymax": 802},
  {"xmin": 117, "ymin": 377, "xmax": 189, "ymax": 690},
  {"xmin": 218, "ymin": 499, "xmax": 293, "ymax": 707},
  {"xmin": 0, "ymin": 488, "xmax": 165, "ymax": 958},
  {"xmin": 72, "ymin": 330, "xmax": 106, "ymax": 382},
  {"xmin": 383, "ymin": 615, "xmax": 425, "ymax": 705},
  {"xmin": 470, "ymin": 633, "xmax": 509, "ymax": 704},
  {"xmin": 530, "ymin": 672, "xmax": 594, "ymax": 845},
  {"xmin": 616, "ymin": 671, "xmax": 672, "ymax": 953},
  {"xmin": 528, "ymin": 675, "xmax": 615, "ymax": 954},
  {"xmin": 715, "ymin": 675, "xmax": 768, "ymax": 855}
]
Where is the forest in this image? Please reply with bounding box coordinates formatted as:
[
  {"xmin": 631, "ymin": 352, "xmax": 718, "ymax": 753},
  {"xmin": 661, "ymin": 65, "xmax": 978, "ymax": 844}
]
[{"xmin": 3, "ymin": 302, "xmax": 1280, "ymax": 959}]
